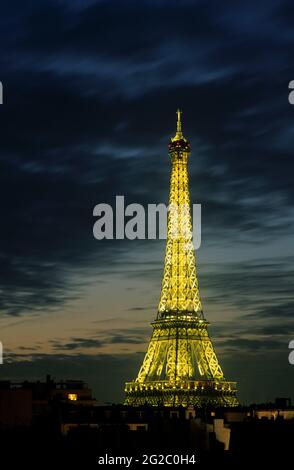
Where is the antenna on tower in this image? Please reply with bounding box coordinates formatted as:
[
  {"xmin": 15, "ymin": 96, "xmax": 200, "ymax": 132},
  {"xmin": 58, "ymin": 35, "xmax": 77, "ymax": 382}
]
[
  {"xmin": 172, "ymin": 108, "xmax": 186, "ymax": 142},
  {"xmin": 176, "ymin": 109, "xmax": 182, "ymax": 133}
]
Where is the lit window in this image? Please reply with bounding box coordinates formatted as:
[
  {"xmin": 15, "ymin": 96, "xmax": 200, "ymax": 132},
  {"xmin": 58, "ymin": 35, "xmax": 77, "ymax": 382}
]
[{"xmin": 68, "ymin": 393, "xmax": 77, "ymax": 401}]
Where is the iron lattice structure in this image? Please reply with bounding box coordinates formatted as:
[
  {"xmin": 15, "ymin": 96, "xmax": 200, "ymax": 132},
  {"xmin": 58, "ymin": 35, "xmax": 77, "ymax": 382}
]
[{"xmin": 125, "ymin": 111, "xmax": 238, "ymax": 407}]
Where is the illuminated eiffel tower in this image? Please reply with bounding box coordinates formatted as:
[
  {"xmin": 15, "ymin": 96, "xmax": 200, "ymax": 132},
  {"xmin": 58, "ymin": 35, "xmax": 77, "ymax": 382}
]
[{"xmin": 124, "ymin": 111, "xmax": 238, "ymax": 407}]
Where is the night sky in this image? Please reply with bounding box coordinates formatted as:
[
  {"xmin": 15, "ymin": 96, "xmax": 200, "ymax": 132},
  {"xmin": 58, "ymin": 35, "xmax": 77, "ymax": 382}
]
[{"xmin": 1, "ymin": 0, "xmax": 294, "ymax": 404}]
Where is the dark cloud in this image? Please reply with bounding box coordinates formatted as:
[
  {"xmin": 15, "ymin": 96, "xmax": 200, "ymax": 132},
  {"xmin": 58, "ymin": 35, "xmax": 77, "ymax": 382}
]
[
  {"xmin": 126, "ymin": 307, "xmax": 152, "ymax": 312},
  {"xmin": 49, "ymin": 327, "xmax": 150, "ymax": 351},
  {"xmin": 218, "ymin": 337, "xmax": 285, "ymax": 352},
  {"xmin": 201, "ymin": 256, "xmax": 294, "ymax": 315},
  {"xmin": 55, "ymin": 338, "xmax": 105, "ymax": 350},
  {"xmin": 108, "ymin": 335, "xmax": 143, "ymax": 345}
]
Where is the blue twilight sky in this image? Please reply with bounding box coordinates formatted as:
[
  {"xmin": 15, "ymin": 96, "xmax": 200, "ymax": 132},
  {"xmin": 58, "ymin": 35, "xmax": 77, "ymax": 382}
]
[{"xmin": 0, "ymin": 0, "xmax": 294, "ymax": 404}]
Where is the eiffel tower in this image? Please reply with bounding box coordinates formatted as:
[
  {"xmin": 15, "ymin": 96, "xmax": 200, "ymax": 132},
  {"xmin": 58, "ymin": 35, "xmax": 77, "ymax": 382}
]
[{"xmin": 124, "ymin": 111, "xmax": 238, "ymax": 407}]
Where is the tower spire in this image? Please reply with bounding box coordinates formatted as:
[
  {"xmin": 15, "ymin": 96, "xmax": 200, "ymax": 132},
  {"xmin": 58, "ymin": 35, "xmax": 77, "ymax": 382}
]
[
  {"xmin": 171, "ymin": 108, "xmax": 186, "ymax": 142},
  {"xmin": 176, "ymin": 108, "xmax": 182, "ymax": 135}
]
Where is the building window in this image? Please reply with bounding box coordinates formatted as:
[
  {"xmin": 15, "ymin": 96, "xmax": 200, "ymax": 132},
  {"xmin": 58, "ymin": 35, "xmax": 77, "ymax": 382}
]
[
  {"xmin": 68, "ymin": 393, "xmax": 77, "ymax": 401},
  {"xmin": 136, "ymin": 425, "xmax": 147, "ymax": 431}
]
